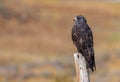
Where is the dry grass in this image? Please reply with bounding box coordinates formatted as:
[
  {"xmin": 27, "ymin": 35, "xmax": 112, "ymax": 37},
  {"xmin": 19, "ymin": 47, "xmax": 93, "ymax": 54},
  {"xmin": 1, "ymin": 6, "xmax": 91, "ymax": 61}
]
[{"xmin": 0, "ymin": 0, "xmax": 120, "ymax": 82}]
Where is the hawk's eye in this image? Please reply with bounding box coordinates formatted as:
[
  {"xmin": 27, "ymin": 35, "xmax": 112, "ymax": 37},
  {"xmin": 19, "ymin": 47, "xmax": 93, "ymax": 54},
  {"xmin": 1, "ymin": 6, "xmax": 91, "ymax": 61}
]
[{"xmin": 77, "ymin": 17, "xmax": 81, "ymax": 19}]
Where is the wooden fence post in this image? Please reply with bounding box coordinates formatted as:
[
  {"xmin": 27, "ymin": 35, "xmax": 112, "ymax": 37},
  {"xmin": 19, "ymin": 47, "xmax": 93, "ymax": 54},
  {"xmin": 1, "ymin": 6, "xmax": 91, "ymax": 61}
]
[{"xmin": 74, "ymin": 53, "xmax": 90, "ymax": 82}]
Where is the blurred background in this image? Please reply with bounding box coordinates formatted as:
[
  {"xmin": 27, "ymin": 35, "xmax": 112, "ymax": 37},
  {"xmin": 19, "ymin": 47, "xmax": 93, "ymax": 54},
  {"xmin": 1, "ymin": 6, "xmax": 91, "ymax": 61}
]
[{"xmin": 0, "ymin": 0, "xmax": 120, "ymax": 82}]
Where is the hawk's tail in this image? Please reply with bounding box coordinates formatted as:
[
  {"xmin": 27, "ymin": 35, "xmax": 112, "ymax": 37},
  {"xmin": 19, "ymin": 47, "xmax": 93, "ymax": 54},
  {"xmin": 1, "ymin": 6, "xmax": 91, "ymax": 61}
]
[
  {"xmin": 91, "ymin": 54, "xmax": 96, "ymax": 71},
  {"xmin": 78, "ymin": 48, "xmax": 96, "ymax": 72},
  {"xmin": 85, "ymin": 55, "xmax": 96, "ymax": 72}
]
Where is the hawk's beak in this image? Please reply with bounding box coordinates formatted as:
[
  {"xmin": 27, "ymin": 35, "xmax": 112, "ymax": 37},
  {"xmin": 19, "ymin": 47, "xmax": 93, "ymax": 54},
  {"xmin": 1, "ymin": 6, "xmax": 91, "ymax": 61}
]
[{"xmin": 74, "ymin": 17, "xmax": 77, "ymax": 21}]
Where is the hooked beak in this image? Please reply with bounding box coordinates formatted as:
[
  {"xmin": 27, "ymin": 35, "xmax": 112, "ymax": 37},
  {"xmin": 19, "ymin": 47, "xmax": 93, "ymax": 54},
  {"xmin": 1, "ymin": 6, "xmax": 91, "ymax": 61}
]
[{"xmin": 74, "ymin": 17, "xmax": 77, "ymax": 21}]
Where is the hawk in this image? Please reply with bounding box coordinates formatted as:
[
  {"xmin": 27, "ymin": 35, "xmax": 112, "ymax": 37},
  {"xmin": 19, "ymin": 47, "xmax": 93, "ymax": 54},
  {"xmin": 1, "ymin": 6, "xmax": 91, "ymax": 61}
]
[{"xmin": 71, "ymin": 15, "xmax": 96, "ymax": 71}]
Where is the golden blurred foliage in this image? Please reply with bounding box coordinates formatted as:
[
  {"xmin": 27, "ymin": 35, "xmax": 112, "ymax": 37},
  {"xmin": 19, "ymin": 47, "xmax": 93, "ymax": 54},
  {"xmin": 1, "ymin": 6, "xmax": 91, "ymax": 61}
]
[{"xmin": 0, "ymin": 0, "xmax": 120, "ymax": 82}]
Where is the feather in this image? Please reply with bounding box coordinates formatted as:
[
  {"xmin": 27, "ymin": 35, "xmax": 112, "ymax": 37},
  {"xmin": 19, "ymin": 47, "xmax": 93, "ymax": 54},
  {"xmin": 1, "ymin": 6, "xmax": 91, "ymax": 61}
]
[{"xmin": 72, "ymin": 15, "xmax": 96, "ymax": 71}]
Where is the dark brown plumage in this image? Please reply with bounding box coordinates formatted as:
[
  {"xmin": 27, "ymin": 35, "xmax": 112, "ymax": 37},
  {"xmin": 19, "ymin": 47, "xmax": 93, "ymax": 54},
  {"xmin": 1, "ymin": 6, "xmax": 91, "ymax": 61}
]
[{"xmin": 72, "ymin": 15, "xmax": 96, "ymax": 71}]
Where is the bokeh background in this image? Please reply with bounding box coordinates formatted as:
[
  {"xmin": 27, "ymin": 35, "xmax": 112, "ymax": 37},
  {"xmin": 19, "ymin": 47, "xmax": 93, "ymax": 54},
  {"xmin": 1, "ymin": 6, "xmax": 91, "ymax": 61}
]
[{"xmin": 0, "ymin": 0, "xmax": 120, "ymax": 82}]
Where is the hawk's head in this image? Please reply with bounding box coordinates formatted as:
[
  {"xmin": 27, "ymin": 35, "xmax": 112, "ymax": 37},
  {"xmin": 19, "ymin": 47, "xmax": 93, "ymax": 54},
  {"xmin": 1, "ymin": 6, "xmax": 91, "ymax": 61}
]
[{"xmin": 74, "ymin": 15, "xmax": 87, "ymax": 23}]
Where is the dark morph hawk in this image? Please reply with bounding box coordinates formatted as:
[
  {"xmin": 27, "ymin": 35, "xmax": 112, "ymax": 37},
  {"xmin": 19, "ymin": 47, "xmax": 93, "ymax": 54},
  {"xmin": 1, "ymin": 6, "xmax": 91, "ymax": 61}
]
[{"xmin": 72, "ymin": 15, "xmax": 96, "ymax": 71}]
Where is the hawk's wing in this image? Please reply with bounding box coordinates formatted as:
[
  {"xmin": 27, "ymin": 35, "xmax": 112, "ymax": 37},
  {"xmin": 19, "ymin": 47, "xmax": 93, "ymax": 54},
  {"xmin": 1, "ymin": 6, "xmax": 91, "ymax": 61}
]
[{"xmin": 85, "ymin": 25, "xmax": 96, "ymax": 71}]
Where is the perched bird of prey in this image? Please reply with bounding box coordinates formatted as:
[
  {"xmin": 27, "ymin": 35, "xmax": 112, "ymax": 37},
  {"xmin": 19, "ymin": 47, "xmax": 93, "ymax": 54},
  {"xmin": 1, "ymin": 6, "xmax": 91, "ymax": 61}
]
[{"xmin": 71, "ymin": 15, "xmax": 96, "ymax": 71}]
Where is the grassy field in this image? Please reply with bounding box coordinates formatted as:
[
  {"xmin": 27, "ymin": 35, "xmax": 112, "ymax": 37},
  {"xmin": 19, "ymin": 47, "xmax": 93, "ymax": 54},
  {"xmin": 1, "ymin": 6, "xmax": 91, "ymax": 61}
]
[{"xmin": 0, "ymin": 0, "xmax": 120, "ymax": 82}]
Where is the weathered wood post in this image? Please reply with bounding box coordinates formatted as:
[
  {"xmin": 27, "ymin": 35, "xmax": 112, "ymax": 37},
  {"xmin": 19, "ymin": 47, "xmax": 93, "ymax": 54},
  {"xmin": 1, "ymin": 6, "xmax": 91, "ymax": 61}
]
[{"xmin": 74, "ymin": 53, "xmax": 90, "ymax": 82}]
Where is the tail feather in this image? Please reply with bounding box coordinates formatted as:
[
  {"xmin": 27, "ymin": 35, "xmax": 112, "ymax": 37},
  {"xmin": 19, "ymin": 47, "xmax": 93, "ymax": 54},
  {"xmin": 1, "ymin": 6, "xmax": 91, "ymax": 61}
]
[{"xmin": 77, "ymin": 48, "xmax": 96, "ymax": 71}]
